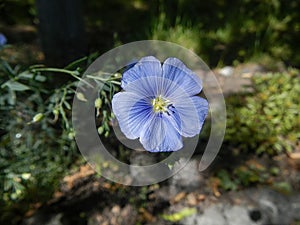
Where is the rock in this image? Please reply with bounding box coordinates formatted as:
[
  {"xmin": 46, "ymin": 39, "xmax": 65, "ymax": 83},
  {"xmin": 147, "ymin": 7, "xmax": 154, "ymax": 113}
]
[
  {"xmin": 183, "ymin": 205, "xmax": 226, "ymax": 225},
  {"xmin": 255, "ymin": 189, "xmax": 295, "ymax": 225},
  {"xmin": 218, "ymin": 66, "xmax": 234, "ymax": 77},
  {"xmin": 178, "ymin": 188, "xmax": 298, "ymax": 225},
  {"xmin": 220, "ymin": 74, "xmax": 252, "ymax": 95},
  {"xmin": 169, "ymin": 159, "xmax": 206, "ymax": 192},
  {"xmin": 22, "ymin": 213, "xmax": 63, "ymax": 225},
  {"xmin": 181, "ymin": 204, "xmax": 265, "ymax": 225},
  {"xmin": 237, "ymin": 63, "xmax": 265, "ymax": 77},
  {"xmin": 129, "ymin": 151, "xmax": 170, "ymax": 185},
  {"xmin": 130, "ymin": 152, "xmax": 156, "ymax": 166},
  {"xmin": 44, "ymin": 214, "xmax": 63, "ymax": 225},
  {"xmin": 223, "ymin": 205, "xmax": 258, "ymax": 225},
  {"xmin": 290, "ymin": 194, "xmax": 300, "ymax": 220}
]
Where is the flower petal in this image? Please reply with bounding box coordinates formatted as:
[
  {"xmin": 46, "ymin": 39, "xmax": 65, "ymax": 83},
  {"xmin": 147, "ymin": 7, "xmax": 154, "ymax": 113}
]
[
  {"xmin": 122, "ymin": 76, "xmax": 160, "ymax": 98},
  {"xmin": 192, "ymin": 96, "xmax": 209, "ymax": 128},
  {"xmin": 121, "ymin": 56, "xmax": 162, "ymax": 89},
  {"xmin": 112, "ymin": 92, "xmax": 153, "ymax": 139},
  {"xmin": 140, "ymin": 115, "xmax": 183, "ymax": 152},
  {"xmin": 172, "ymin": 96, "xmax": 209, "ymax": 137},
  {"xmin": 122, "ymin": 76, "xmax": 183, "ymax": 103},
  {"xmin": 162, "ymin": 57, "xmax": 203, "ymax": 96}
]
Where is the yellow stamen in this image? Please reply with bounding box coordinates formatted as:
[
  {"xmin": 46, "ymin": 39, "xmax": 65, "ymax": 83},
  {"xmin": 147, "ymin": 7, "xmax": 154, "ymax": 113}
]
[{"xmin": 151, "ymin": 95, "xmax": 170, "ymax": 113}]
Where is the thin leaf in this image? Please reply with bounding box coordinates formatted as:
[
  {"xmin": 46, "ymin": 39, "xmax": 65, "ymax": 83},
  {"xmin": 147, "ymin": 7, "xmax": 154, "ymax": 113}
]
[{"xmin": 2, "ymin": 80, "xmax": 30, "ymax": 91}]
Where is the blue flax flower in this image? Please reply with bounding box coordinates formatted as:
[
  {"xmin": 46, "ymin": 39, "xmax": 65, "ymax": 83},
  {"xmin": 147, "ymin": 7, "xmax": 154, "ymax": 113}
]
[
  {"xmin": 0, "ymin": 33, "xmax": 7, "ymax": 47},
  {"xmin": 112, "ymin": 56, "xmax": 208, "ymax": 152}
]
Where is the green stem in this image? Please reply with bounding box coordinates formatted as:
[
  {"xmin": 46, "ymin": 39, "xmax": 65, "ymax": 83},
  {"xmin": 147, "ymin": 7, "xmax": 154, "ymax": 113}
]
[
  {"xmin": 59, "ymin": 88, "xmax": 69, "ymax": 130},
  {"xmin": 31, "ymin": 67, "xmax": 77, "ymax": 76},
  {"xmin": 31, "ymin": 68, "xmax": 92, "ymax": 87},
  {"xmin": 86, "ymin": 75, "xmax": 121, "ymax": 86}
]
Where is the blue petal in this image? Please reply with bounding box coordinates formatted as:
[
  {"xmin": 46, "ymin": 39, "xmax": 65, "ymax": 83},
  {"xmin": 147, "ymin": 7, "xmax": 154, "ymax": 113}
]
[
  {"xmin": 124, "ymin": 76, "xmax": 160, "ymax": 98},
  {"xmin": 140, "ymin": 115, "xmax": 183, "ymax": 152},
  {"xmin": 112, "ymin": 92, "xmax": 153, "ymax": 139},
  {"xmin": 0, "ymin": 33, "xmax": 7, "ymax": 46},
  {"xmin": 124, "ymin": 59, "xmax": 138, "ymax": 72},
  {"xmin": 121, "ymin": 56, "xmax": 162, "ymax": 89},
  {"xmin": 122, "ymin": 76, "xmax": 178, "ymax": 99},
  {"xmin": 172, "ymin": 96, "xmax": 209, "ymax": 137},
  {"xmin": 162, "ymin": 58, "xmax": 203, "ymax": 96},
  {"xmin": 192, "ymin": 96, "xmax": 209, "ymax": 129},
  {"xmin": 123, "ymin": 74, "xmax": 194, "ymax": 102}
]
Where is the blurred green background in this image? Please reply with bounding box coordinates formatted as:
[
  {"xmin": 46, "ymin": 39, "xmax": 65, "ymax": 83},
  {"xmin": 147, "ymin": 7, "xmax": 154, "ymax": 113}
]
[
  {"xmin": 1, "ymin": 0, "xmax": 300, "ymax": 67},
  {"xmin": 0, "ymin": 0, "xmax": 299, "ymax": 224}
]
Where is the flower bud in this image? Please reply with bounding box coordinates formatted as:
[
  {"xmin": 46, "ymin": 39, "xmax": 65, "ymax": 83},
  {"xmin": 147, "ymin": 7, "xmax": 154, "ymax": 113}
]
[
  {"xmin": 95, "ymin": 98, "xmax": 102, "ymax": 109},
  {"xmin": 33, "ymin": 113, "xmax": 44, "ymax": 123},
  {"xmin": 76, "ymin": 92, "xmax": 87, "ymax": 102},
  {"xmin": 21, "ymin": 173, "xmax": 31, "ymax": 180},
  {"xmin": 98, "ymin": 126, "xmax": 104, "ymax": 135}
]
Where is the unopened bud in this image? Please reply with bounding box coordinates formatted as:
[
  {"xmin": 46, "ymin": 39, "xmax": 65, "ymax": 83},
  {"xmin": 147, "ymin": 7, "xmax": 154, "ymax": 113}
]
[
  {"xmin": 95, "ymin": 98, "xmax": 102, "ymax": 109},
  {"xmin": 98, "ymin": 126, "xmax": 104, "ymax": 135},
  {"xmin": 33, "ymin": 113, "xmax": 44, "ymax": 123},
  {"xmin": 76, "ymin": 92, "xmax": 87, "ymax": 102}
]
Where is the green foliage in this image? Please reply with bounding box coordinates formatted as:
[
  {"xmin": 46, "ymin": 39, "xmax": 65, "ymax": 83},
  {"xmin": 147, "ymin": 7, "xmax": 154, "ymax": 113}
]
[
  {"xmin": 272, "ymin": 181, "xmax": 292, "ymax": 194},
  {"xmin": 225, "ymin": 69, "xmax": 300, "ymax": 155},
  {"xmin": 2, "ymin": 0, "xmax": 300, "ymax": 66},
  {"xmin": 216, "ymin": 163, "xmax": 294, "ymax": 193},
  {"xmin": 150, "ymin": 12, "xmax": 201, "ymax": 54},
  {"xmin": 0, "ymin": 52, "xmax": 121, "ymax": 224},
  {"xmin": 233, "ymin": 163, "xmax": 268, "ymax": 186},
  {"xmin": 0, "ymin": 61, "xmax": 78, "ymax": 210},
  {"xmin": 93, "ymin": 75, "xmax": 121, "ymax": 138},
  {"xmin": 216, "ymin": 169, "xmax": 238, "ymax": 191},
  {"xmin": 148, "ymin": 0, "xmax": 300, "ymax": 66},
  {"xmin": 216, "ymin": 160, "xmax": 272, "ymax": 191}
]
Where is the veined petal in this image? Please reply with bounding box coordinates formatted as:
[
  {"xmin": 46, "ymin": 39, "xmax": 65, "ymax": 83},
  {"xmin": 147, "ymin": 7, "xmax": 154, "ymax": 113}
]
[
  {"xmin": 121, "ymin": 56, "xmax": 162, "ymax": 89},
  {"xmin": 122, "ymin": 76, "xmax": 164, "ymax": 99},
  {"xmin": 124, "ymin": 75, "xmax": 185, "ymax": 100},
  {"xmin": 172, "ymin": 95, "xmax": 208, "ymax": 137},
  {"xmin": 113, "ymin": 56, "xmax": 208, "ymax": 153},
  {"xmin": 162, "ymin": 57, "xmax": 203, "ymax": 96},
  {"xmin": 112, "ymin": 92, "xmax": 153, "ymax": 139},
  {"xmin": 192, "ymin": 96, "xmax": 209, "ymax": 128},
  {"xmin": 158, "ymin": 117, "xmax": 183, "ymax": 152},
  {"xmin": 140, "ymin": 115, "xmax": 183, "ymax": 152}
]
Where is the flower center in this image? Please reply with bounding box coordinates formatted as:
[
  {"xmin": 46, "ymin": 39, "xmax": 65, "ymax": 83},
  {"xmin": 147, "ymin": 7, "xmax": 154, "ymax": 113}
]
[{"xmin": 151, "ymin": 95, "xmax": 175, "ymax": 115}]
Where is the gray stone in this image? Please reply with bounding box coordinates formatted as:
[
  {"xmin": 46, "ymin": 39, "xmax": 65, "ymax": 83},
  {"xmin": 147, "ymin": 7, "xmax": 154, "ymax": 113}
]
[
  {"xmin": 247, "ymin": 188, "xmax": 293, "ymax": 225},
  {"xmin": 218, "ymin": 66, "xmax": 234, "ymax": 77},
  {"xmin": 181, "ymin": 204, "xmax": 261, "ymax": 225},
  {"xmin": 223, "ymin": 205, "xmax": 258, "ymax": 225},
  {"xmin": 129, "ymin": 152, "xmax": 158, "ymax": 184},
  {"xmin": 193, "ymin": 205, "xmax": 227, "ymax": 225},
  {"xmin": 238, "ymin": 63, "xmax": 265, "ymax": 75},
  {"xmin": 22, "ymin": 213, "xmax": 63, "ymax": 225},
  {"xmin": 179, "ymin": 188, "xmax": 298, "ymax": 225},
  {"xmin": 44, "ymin": 214, "xmax": 63, "ymax": 225},
  {"xmin": 129, "ymin": 152, "xmax": 170, "ymax": 185},
  {"xmin": 290, "ymin": 194, "xmax": 300, "ymax": 220},
  {"xmin": 169, "ymin": 159, "xmax": 206, "ymax": 192}
]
